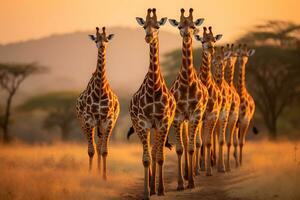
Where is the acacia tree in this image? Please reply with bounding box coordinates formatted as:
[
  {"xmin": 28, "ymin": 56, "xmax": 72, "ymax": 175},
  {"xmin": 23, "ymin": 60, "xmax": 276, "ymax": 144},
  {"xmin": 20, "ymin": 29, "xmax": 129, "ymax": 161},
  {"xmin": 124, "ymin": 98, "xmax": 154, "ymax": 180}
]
[
  {"xmin": 0, "ymin": 63, "xmax": 45, "ymax": 143},
  {"xmin": 237, "ymin": 20, "xmax": 300, "ymax": 48},
  {"xmin": 245, "ymin": 46, "xmax": 300, "ymax": 138},
  {"xmin": 237, "ymin": 21, "xmax": 300, "ymax": 138},
  {"xmin": 20, "ymin": 91, "xmax": 78, "ymax": 141}
]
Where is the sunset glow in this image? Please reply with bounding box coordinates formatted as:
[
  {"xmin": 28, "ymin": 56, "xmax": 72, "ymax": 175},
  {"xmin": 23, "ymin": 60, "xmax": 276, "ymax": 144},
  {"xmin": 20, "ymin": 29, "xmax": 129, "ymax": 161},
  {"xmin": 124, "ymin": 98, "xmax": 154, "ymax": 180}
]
[{"xmin": 0, "ymin": 0, "xmax": 299, "ymax": 44}]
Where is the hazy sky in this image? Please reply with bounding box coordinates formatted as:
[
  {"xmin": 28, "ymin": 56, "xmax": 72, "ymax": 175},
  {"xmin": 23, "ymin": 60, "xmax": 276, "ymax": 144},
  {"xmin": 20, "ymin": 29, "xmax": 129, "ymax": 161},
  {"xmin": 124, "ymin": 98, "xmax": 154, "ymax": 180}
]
[{"xmin": 0, "ymin": 0, "xmax": 299, "ymax": 44}]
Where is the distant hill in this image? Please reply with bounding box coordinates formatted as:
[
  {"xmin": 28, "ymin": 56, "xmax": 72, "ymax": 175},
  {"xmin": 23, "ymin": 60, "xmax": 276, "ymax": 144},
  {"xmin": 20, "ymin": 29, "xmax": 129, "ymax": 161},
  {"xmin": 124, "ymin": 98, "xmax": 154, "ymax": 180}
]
[{"xmin": 0, "ymin": 27, "xmax": 181, "ymax": 100}]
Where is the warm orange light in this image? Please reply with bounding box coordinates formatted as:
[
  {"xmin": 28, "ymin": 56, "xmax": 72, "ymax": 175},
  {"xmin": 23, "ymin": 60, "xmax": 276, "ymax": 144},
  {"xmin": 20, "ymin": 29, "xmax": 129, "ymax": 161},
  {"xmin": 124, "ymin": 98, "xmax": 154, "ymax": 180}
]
[{"xmin": 0, "ymin": 0, "xmax": 299, "ymax": 44}]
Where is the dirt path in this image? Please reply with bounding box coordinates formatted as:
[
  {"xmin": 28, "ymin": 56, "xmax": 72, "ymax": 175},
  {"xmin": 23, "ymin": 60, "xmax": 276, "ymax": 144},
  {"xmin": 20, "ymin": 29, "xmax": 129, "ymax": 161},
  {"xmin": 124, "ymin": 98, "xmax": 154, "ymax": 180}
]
[{"xmin": 121, "ymin": 155, "xmax": 257, "ymax": 200}]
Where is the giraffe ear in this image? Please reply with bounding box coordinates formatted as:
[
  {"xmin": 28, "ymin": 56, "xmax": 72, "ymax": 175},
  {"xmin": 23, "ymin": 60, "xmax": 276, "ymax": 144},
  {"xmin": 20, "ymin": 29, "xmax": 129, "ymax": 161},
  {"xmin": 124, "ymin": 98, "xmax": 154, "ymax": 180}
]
[
  {"xmin": 136, "ymin": 17, "xmax": 145, "ymax": 26},
  {"xmin": 248, "ymin": 49, "xmax": 255, "ymax": 56},
  {"xmin": 159, "ymin": 17, "xmax": 168, "ymax": 26},
  {"xmin": 107, "ymin": 34, "xmax": 114, "ymax": 41},
  {"xmin": 215, "ymin": 34, "xmax": 223, "ymax": 41},
  {"xmin": 88, "ymin": 35, "xmax": 96, "ymax": 41},
  {"xmin": 194, "ymin": 18, "xmax": 204, "ymax": 26},
  {"xmin": 168, "ymin": 19, "xmax": 179, "ymax": 27},
  {"xmin": 194, "ymin": 35, "xmax": 203, "ymax": 42}
]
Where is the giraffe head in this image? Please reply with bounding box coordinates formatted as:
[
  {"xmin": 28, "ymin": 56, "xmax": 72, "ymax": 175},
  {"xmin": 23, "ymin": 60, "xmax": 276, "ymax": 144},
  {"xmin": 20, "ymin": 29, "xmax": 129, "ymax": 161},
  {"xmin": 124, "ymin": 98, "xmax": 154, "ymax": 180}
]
[
  {"xmin": 89, "ymin": 27, "xmax": 114, "ymax": 50},
  {"xmin": 213, "ymin": 46, "xmax": 231, "ymax": 72},
  {"xmin": 195, "ymin": 26, "xmax": 222, "ymax": 54},
  {"xmin": 237, "ymin": 44, "xmax": 255, "ymax": 65},
  {"xmin": 224, "ymin": 44, "xmax": 238, "ymax": 66},
  {"xmin": 136, "ymin": 8, "xmax": 167, "ymax": 43},
  {"xmin": 168, "ymin": 8, "xmax": 204, "ymax": 42}
]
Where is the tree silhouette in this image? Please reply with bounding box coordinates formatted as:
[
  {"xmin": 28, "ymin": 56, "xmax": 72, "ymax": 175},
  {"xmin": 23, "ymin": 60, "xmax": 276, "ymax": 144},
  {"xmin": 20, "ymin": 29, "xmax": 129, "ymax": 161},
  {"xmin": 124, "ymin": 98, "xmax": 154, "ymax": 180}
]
[
  {"xmin": 245, "ymin": 46, "xmax": 300, "ymax": 138},
  {"xmin": 0, "ymin": 63, "xmax": 45, "ymax": 143},
  {"xmin": 20, "ymin": 91, "xmax": 78, "ymax": 141},
  {"xmin": 237, "ymin": 20, "xmax": 300, "ymax": 48},
  {"xmin": 237, "ymin": 21, "xmax": 300, "ymax": 138}
]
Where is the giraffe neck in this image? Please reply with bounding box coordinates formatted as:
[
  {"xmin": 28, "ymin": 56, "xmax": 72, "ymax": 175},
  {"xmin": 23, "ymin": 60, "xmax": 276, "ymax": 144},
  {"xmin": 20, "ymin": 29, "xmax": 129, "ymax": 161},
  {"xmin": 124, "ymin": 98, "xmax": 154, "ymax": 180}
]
[
  {"xmin": 199, "ymin": 51, "xmax": 213, "ymax": 87},
  {"xmin": 95, "ymin": 47, "xmax": 108, "ymax": 89},
  {"xmin": 237, "ymin": 59, "xmax": 247, "ymax": 95},
  {"xmin": 148, "ymin": 38, "xmax": 162, "ymax": 88},
  {"xmin": 180, "ymin": 37, "xmax": 194, "ymax": 80},
  {"xmin": 215, "ymin": 61, "xmax": 225, "ymax": 86},
  {"xmin": 226, "ymin": 61, "xmax": 235, "ymax": 86}
]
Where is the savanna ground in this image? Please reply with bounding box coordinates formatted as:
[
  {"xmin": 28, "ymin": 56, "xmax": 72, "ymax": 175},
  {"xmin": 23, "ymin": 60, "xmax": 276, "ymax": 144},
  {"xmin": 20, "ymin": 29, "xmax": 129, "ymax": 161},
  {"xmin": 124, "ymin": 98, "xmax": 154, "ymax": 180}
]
[{"xmin": 0, "ymin": 140, "xmax": 299, "ymax": 200}]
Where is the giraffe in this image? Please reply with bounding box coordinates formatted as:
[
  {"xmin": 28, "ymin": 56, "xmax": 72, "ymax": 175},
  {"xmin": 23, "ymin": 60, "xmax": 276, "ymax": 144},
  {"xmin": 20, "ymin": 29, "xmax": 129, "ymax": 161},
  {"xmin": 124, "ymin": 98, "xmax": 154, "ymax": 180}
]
[
  {"xmin": 128, "ymin": 8, "xmax": 176, "ymax": 199},
  {"xmin": 75, "ymin": 27, "xmax": 120, "ymax": 180},
  {"xmin": 213, "ymin": 46, "xmax": 233, "ymax": 172},
  {"xmin": 236, "ymin": 44, "xmax": 255, "ymax": 166},
  {"xmin": 169, "ymin": 8, "xmax": 208, "ymax": 189},
  {"xmin": 194, "ymin": 26, "xmax": 222, "ymax": 176},
  {"xmin": 223, "ymin": 44, "xmax": 241, "ymax": 170}
]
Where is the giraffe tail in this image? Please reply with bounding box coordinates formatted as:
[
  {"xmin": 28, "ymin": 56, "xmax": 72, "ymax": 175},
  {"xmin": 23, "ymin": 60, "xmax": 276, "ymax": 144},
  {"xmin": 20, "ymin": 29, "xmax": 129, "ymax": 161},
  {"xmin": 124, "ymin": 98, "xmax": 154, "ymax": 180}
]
[
  {"xmin": 252, "ymin": 126, "xmax": 259, "ymax": 135},
  {"xmin": 127, "ymin": 126, "xmax": 135, "ymax": 140},
  {"xmin": 165, "ymin": 136, "xmax": 173, "ymax": 151}
]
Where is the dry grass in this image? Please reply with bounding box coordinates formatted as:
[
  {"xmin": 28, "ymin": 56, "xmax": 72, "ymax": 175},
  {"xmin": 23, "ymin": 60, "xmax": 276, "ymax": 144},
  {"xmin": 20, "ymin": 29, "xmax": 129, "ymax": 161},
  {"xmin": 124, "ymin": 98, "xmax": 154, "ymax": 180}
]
[
  {"xmin": 227, "ymin": 140, "xmax": 300, "ymax": 200},
  {"xmin": 0, "ymin": 140, "xmax": 299, "ymax": 200},
  {"xmin": 0, "ymin": 142, "xmax": 143, "ymax": 200}
]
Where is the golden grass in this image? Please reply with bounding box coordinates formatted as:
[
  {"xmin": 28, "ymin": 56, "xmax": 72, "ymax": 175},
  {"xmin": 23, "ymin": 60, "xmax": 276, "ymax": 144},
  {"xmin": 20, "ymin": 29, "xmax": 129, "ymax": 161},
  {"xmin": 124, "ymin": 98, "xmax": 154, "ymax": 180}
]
[
  {"xmin": 0, "ymin": 140, "xmax": 299, "ymax": 200},
  {"xmin": 227, "ymin": 140, "xmax": 300, "ymax": 200},
  {"xmin": 0, "ymin": 142, "xmax": 143, "ymax": 200}
]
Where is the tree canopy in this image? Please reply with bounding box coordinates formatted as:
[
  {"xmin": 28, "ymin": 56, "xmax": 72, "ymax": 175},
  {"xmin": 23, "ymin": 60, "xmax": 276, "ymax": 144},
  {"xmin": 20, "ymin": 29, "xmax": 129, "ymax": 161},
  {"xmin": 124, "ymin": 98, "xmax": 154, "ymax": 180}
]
[
  {"xmin": 0, "ymin": 62, "xmax": 46, "ymax": 143},
  {"xmin": 20, "ymin": 91, "xmax": 79, "ymax": 141}
]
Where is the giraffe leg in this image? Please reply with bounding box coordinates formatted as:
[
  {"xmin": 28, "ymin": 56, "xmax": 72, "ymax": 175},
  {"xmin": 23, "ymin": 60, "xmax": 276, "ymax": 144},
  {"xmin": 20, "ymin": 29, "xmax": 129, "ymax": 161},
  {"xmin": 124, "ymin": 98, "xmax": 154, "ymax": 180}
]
[
  {"xmin": 239, "ymin": 143, "xmax": 243, "ymax": 166},
  {"xmin": 187, "ymin": 119, "xmax": 199, "ymax": 189},
  {"xmin": 141, "ymin": 130, "xmax": 151, "ymax": 200},
  {"xmin": 233, "ymin": 126, "xmax": 239, "ymax": 168},
  {"xmin": 157, "ymin": 130, "xmax": 167, "ymax": 196},
  {"xmin": 182, "ymin": 122, "xmax": 189, "ymax": 181},
  {"xmin": 200, "ymin": 144, "xmax": 206, "ymax": 171},
  {"xmin": 150, "ymin": 130, "xmax": 158, "ymax": 196},
  {"xmin": 217, "ymin": 115, "xmax": 227, "ymax": 173},
  {"xmin": 195, "ymin": 123, "xmax": 202, "ymax": 175},
  {"xmin": 203, "ymin": 117, "xmax": 217, "ymax": 176},
  {"xmin": 84, "ymin": 126, "xmax": 94, "ymax": 172},
  {"xmin": 96, "ymin": 127, "xmax": 103, "ymax": 175},
  {"xmin": 212, "ymin": 128, "xmax": 217, "ymax": 167},
  {"xmin": 101, "ymin": 120, "xmax": 114, "ymax": 180},
  {"xmin": 226, "ymin": 119, "xmax": 237, "ymax": 172},
  {"xmin": 226, "ymin": 144, "xmax": 231, "ymax": 171},
  {"xmin": 206, "ymin": 144, "xmax": 213, "ymax": 176},
  {"xmin": 174, "ymin": 121, "xmax": 185, "ymax": 191},
  {"xmin": 239, "ymin": 122, "xmax": 249, "ymax": 166}
]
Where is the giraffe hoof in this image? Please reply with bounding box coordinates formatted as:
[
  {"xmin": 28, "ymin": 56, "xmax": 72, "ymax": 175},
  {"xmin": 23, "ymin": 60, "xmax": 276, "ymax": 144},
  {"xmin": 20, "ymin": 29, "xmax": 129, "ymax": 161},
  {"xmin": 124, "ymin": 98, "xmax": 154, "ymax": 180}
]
[
  {"xmin": 150, "ymin": 189, "xmax": 156, "ymax": 196},
  {"xmin": 177, "ymin": 184, "xmax": 185, "ymax": 191},
  {"xmin": 218, "ymin": 169, "xmax": 226, "ymax": 173},
  {"xmin": 143, "ymin": 196, "xmax": 150, "ymax": 200},
  {"xmin": 218, "ymin": 166, "xmax": 226, "ymax": 173},
  {"xmin": 187, "ymin": 182, "xmax": 195, "ymax": 189},
  {"xmin": 226, "ymin": 166, "xmax": 231, "ymax": 172},
  {"xmin": 206, "ymin": 171, "xmax": 213, "ymax": 176},
  {"xmin": 183, "ymin": 173, "xmax": 188, "ymax": 181},
  {"xmin": 157, "ymin": 188, "xmax": 165, "ymax": 196}
]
